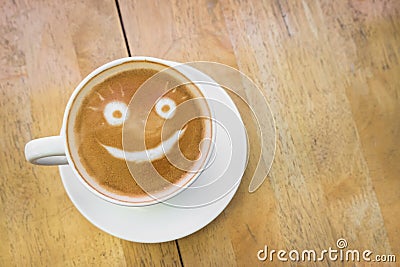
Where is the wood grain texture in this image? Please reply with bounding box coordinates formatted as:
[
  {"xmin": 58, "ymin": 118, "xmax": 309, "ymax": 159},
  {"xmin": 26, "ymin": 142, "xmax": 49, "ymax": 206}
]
[
  {"xmin": 0, "ymin": 0, "xmax": 180, "ymax": 266},
  {"xmin": 119, "ymin": 0, "xmax": 399, "ymax": 266},
  {"xmin": 0, "ymin": 0, "xmax": 399, "ymax": 266}
]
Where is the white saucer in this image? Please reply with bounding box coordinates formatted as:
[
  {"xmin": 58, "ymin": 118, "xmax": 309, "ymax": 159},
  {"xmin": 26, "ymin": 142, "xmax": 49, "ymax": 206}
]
[{"xmin": 59, "ymin": 83, "xmax": 247, "ymax": 243}]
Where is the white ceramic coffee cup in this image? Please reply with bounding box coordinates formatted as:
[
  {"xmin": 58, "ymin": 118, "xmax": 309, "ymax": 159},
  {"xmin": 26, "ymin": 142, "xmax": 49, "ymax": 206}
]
[{"xmin": 25, "ymin": 57, "xmax": 217, "ymax": 207}]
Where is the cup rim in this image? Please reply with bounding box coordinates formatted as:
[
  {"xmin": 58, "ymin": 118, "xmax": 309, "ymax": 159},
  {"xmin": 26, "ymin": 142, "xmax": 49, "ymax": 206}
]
[{"xmin": 61, "ymin": 56, "xmax": 217, "ymax": 207}]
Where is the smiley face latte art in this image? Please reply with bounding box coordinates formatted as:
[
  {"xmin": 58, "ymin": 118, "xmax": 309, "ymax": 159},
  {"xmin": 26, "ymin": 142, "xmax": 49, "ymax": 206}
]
[{"xmin": 70, "ymin": 62, "xmax": 212, "ymax": 201}]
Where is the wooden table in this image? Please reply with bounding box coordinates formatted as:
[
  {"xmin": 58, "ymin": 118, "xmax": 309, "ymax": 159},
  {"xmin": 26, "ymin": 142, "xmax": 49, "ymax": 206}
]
[{"xmin": 1, "ymin": 0, "xmax": 399, "ymax": 266}]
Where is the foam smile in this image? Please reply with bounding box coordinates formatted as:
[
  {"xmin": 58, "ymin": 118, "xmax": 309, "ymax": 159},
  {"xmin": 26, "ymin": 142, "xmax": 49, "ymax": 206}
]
[{"xmin": 101, "ymin": 127, "xmax": 186, "ymax": 163}]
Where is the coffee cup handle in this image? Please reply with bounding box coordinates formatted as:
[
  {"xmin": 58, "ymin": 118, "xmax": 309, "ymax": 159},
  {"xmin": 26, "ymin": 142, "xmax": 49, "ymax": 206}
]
[{"xmin": 25, "ymin": 136, "xmax": 68, "ymax": 165}]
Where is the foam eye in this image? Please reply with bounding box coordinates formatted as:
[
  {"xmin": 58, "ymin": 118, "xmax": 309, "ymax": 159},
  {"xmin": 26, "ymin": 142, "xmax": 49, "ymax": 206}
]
[
  {"xmin": 103, "ymin": 101, "xmax": 129, "ymax": 126},
  {"xmin": 155, "ymin": 97, "xmax": 176, "ymax": 119}
]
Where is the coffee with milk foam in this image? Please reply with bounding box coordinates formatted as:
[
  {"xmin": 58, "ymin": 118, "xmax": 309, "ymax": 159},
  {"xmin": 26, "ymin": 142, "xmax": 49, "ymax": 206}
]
[{"xmin": 67, "ymin": 61, "xmax": 212, "ymax": 202}]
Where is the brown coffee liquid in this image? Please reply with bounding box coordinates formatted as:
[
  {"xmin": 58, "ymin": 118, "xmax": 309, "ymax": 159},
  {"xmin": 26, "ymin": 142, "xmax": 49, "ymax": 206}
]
[{"xmin": 74, "ymin": 68, "xmax": 207, "ymax": 198}]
